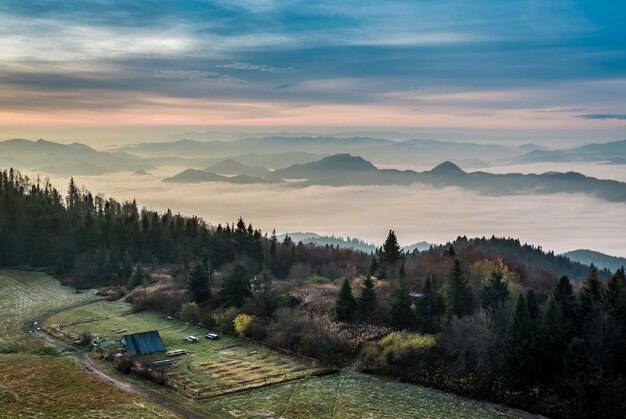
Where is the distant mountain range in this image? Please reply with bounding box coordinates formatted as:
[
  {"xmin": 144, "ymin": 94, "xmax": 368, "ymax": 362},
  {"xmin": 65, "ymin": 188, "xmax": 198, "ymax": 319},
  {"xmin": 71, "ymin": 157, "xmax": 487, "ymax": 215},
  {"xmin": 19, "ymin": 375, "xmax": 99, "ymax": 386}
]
[
  {"xmin": 563, "ymin": 249, "xmax": 626, "ymax": 272},
  {"xmin": 0, "ymin": 138, "xmax": 150, "ymax": 175},
  {"xmin": 510, "ymin": 139, "xmax": 626, "ymax": 164},
  {"xmin": 117, "ymin": 135, "xmax": 532, "ymax": 167},
  {"xmin": 4, "ymin": 136, "xmax": 626, "ymax": 178},
  {"xmin": 0, "ymin": 138, "xmax": 327, "ymax": 175},
  {"xmin": 278, "ymin": 232, "xmax": 432, "ymax": 253},
  {"xmin": 166, "ymin": 153, "xmax": 626, "ymax": 204}
]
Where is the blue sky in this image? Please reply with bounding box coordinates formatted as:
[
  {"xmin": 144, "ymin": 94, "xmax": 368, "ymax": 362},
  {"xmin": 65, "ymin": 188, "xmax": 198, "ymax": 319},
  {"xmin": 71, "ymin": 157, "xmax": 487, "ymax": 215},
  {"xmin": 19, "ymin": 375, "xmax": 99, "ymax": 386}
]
[{"xmin": 1, "ymin": 0, "xmax": 625, "ymax": 144}]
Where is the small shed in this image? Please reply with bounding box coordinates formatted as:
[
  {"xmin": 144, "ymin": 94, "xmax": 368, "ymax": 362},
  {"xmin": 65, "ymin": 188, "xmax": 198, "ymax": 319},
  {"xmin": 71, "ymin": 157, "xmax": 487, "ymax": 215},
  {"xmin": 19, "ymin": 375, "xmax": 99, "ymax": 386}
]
[{"xmin": 121, "ymin": 330, "xmax": 166, "ymax": 356}]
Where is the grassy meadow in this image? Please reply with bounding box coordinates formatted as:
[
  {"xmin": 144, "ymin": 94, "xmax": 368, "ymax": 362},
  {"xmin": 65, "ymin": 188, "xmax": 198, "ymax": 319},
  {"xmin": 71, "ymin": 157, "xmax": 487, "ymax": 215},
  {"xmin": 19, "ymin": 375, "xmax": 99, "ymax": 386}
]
[
  {"xmin": 47, "ymin": 300, "xmax": 324, "ymax": 397},
  {"xmin": 48, "ymin": 296, "xmax": 538, "ymax": 419},
  {"xmin": 0, "ymin": 270, "xmax": 176, "ymax": 418}
]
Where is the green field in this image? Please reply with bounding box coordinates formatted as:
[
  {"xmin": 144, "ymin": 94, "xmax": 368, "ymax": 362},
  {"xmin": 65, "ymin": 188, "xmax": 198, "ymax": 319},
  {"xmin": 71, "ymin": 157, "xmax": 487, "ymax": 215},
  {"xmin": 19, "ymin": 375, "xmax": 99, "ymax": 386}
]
[
  {"xmin": 203, "ymin": 371, "xmax": 531, "ymax": 419},
  {"xmin": 48, "ymin": 296, "xmax": 537, "ymax": 419},
  {"xmin": 0, "ymin": 270, "xmax": 176, "ymax": 418},
  {"xmin": 48, "ymin": 300, "xmax": 325, "ymax": 398}
]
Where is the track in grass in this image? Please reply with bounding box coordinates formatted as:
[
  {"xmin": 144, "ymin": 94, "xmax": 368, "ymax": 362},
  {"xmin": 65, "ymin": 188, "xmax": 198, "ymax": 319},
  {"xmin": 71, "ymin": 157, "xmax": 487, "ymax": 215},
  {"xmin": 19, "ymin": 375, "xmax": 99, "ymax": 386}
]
[{"xmin": 0, "ymin": 270, "xmax": 177, "ymax": 418}]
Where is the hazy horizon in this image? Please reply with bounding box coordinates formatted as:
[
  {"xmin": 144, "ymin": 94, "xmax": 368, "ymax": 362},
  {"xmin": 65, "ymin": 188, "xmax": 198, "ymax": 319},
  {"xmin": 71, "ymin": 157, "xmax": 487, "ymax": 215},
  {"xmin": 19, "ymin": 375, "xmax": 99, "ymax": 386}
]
[{"xmin": 23, "ymin": 166, "xmax": 625, "ymax": 259}]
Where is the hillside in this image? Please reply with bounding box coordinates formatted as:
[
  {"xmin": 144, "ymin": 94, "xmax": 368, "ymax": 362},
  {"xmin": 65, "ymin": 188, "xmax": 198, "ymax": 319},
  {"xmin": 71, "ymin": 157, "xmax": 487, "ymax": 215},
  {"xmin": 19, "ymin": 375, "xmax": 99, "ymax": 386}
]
[
  {"xmin": 436, "ymin": 236, "xmax": 601, "ymax": 281},
  {"xmin": 563, "ymin": 249, "xmax": 626, "ymax": 272},
  {"xmin": 267, "ymin": 154, "xmax": 378, "ymax": 180},
  {"xmin": 162, "ymin": 169, "xmax": 270, "ymax": 184},
  {"xmin": 205, "ymin": 159, "xmax": 271, "ymax": 177}
]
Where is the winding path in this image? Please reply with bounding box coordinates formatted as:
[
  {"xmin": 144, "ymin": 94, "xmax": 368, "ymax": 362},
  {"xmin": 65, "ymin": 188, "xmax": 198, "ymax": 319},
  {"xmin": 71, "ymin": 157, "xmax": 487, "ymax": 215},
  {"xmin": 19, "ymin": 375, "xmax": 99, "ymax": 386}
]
[{"xmin": 28, "ymin": 304, "xmax": 207, "ymax": 419}]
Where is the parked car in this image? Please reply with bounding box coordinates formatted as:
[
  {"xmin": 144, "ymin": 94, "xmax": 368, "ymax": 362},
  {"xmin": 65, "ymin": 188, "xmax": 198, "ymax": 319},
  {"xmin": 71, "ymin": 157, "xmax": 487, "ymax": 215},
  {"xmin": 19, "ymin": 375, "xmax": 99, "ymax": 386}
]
[{"xmin": 205, "ymin": 332, "xmax": 219, "ymax": 340}]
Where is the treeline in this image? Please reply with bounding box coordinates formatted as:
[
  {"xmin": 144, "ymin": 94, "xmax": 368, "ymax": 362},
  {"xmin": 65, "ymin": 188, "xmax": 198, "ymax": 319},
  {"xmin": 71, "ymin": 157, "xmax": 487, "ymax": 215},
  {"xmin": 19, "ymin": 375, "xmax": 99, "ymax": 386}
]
[
  {"xmin": 352, "ymin": 233, "xmax": 626, "ymax": 418},
  {"xmin": 0, "ymin": 169, "xmax": 368, "ymax": 285}
]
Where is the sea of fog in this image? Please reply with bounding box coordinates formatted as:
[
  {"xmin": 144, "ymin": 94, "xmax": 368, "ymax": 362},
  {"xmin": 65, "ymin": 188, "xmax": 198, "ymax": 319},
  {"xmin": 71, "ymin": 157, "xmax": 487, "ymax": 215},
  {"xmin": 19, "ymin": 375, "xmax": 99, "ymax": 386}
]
[{"xmin": 39, "ymin": 163, "xmax": 626, "ymax": 259}]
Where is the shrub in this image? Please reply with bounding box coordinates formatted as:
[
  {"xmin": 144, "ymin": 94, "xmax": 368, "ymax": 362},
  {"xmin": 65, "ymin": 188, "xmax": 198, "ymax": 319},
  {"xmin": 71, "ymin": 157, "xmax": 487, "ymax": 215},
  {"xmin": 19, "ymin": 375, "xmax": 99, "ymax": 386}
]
[
  {"xmin": 303, "ymin": 275, "xmax": 332, "ymax": 285},
  {"xmin": 114, "ymin": 354, "xmax": 133, "ymax": 374},
  {"xmin": 359, "ymin": 332, "xmax": 436, "ymax": 374},
  {"xmin": 234, "ymin": 313, "xmax": 255, "ymax": 336},
  {"xmin": 212, "ymin": 307, "xmax": 241, "ymax": 333},
  {"xmin": 244, "ymin": 317, "xmax": 267, "ymax": 340},
  {"xmin": 179, "ymin": 302, "xmax": 201, "ymax": 324},
  {"xmin": 126, "ymin": 281, "xmax": 188, "ymax": 314},
  {"xmin": 437, "ymin": 312, "xmax": 500, "ymax": 378},
  {"xmin": 79, "ymin": 330, "xmax": 94, "ymax": 345}
]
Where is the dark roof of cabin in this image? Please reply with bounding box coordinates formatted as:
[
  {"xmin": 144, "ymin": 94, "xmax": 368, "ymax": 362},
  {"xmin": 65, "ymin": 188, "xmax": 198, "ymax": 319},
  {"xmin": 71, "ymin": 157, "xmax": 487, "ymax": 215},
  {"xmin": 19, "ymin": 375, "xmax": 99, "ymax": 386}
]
[{"xmin": 121, "ymin": 330, "xmax": 165, "ymax": 356}]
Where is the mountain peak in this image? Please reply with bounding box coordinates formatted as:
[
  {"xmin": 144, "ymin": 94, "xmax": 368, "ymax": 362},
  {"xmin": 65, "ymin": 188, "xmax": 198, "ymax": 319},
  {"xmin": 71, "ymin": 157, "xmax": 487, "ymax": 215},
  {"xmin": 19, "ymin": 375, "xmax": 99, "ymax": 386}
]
[
  {"xmin": 206, "ymin": 158, "xmax": 270, "ymax": 177},
  {"xmin": 318, "ymin": 153, "xmax": 378, "ymax": 170},
  {"xmin": 429, "ymin": 161, "xmax": 465, "ymax": 175}
]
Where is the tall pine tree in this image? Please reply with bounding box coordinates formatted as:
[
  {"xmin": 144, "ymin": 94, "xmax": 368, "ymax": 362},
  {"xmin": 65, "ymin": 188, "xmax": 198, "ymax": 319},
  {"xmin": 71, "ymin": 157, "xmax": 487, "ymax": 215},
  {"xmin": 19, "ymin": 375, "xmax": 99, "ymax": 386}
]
[
  {"xmin": 220, "ymin": 261, "xmax": 251, "ymax": 307},
  {"xmin": 380, "ymin": 230, "xmax": 402, "ymax": 278},
  {"xmin": 188, "ymin": 260, "xmax": 211, "ymax": 303},
  {"xmin": 445, "ymin": 258, "xmax": 474, "ymax": 318},
  {"xmin": 390, "ymin": 263, "xmax": 414, "ymax": 329},
  {"xmin": 335, "ymin": 278, "xmax": 357, "ymax": 322},
  {"xmin": 504, "ymin": 293, "xmax": 538, "ymax": 386},
  {"xmin": 578, "ymin": 266, "xmax": 605, "ymax": 322},
  {"xmin": 359, "ymin": 276, "xmax": 377, "ymax": 322},
  {"xmin": 415, "ymin": 274, "xmax": 444, "ymax": 333}
]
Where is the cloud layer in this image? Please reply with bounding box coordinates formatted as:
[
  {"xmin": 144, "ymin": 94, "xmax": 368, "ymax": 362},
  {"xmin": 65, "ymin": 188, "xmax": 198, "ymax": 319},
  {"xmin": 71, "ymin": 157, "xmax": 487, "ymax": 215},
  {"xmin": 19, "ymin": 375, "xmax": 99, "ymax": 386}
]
[{"xmin": 39, "ymin": 167, "xmax": 626, "ymax": 258}]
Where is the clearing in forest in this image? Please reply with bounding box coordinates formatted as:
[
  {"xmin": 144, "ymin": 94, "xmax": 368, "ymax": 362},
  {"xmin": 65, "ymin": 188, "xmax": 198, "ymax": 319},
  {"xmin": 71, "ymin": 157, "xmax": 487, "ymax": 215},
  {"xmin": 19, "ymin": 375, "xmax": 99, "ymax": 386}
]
[{"xmin": 47, "ymin": 300, "xmax": 326, "ymax": 398}]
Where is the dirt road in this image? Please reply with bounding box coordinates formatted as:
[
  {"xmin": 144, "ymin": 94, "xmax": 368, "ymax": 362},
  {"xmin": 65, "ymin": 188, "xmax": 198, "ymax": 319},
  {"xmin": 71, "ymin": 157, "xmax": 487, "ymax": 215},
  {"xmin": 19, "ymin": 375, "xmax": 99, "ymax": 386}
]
[{"xmin": 29, "ymin": 309, "xmax": 208, "ymax": 419}]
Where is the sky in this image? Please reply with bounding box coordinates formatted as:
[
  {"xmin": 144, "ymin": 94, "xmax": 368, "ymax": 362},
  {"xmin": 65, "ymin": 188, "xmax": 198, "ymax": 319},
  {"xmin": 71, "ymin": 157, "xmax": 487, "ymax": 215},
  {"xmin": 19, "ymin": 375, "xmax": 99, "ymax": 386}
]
[{"xmin": 1, "ymin": 0, "xmax": 626, "ymax": 145}]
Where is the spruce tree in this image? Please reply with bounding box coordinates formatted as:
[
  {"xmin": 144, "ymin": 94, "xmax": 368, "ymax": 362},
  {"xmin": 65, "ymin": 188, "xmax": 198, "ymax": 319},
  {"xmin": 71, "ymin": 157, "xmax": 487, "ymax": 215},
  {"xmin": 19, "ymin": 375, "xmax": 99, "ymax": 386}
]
[
  {"xmin": 605, "ymin": 267, "xmax": 625, "ymax": 318},
  {"xmin": 445, "ymin": 258, "xmax": 474, "ymax": 318},
  {"xmin": 335, "ymin": 278, "xmax": 357, "ymax": 322},
  {"xmin": 563, "ymin": 337, "xmax": 598, "ymax": 395},
  {"xmin": 188, "ymin": 260, "xmax": 211, "ymax": 303},
  {"xmin": 415, "ymin": 274, "xmax": 445, "ymax": 333},
  {"xmin": 578, "ymin": 266, "xmax": 605, "ymax": 321},
  {"xmin": 526, "ymin": 289, "xmax": 538, "ymax": 322},
  {"xmin": 541, "ymin": 294, "xmax": 566, "ymax": 377},
  {"xmin": 480, "ymin": 270, "xmax": 509, "ymax": 312},
  {"xmin": 269, "ymin": 229, "xmax": 278, "ymax": 260},
  {"xmin": 553, "ymin": 275, "xmax": 577, "ymax": 340},
  {"xmin": 359, "ymin": 276, "xmax": 377, "ymax": 321},
  {"xmin": 390, "ymin": 263, "xmax": 414, "ymax": 329},
  {"xmin": 368, "ymin": 256, "xmax": 380, "ymax": 278},
  {"xmin": 380, "ymin": 230, "xmax": 402, "ymax": 278},
  {"xmin": 504, "ymin": 293, "xmax": 538, "ymax": 386},
  {"xmin": 220, "ymin": 261, "xmax": 251, "ymax": 307}
]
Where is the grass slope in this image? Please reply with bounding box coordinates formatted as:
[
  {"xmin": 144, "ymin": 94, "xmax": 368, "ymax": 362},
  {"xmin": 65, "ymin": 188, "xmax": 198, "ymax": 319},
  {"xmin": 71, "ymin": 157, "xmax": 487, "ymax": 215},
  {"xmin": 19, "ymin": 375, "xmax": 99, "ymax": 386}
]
[
  {"xmin": 49, "ymin": 298, "xmax": 537, "ymax": 419},
  {"xmin": 0, "ymin": 270, "xmax": 175, "ymax": 418},
  {"xmin": 48, "ymin": 301, "xmax": 323, "ymax": 397},
  {"xmin": 204, "ymin": 371, "xmax": 533, "ymax": 418}
]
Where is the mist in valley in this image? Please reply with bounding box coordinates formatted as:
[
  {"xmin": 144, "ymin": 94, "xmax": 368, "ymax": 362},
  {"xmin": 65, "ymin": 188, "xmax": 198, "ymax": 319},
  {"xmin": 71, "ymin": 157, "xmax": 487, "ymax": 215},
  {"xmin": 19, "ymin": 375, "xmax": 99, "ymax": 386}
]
[{"xmin": 38, "ymin": 164, "xmax": 626, "ymax": 258}]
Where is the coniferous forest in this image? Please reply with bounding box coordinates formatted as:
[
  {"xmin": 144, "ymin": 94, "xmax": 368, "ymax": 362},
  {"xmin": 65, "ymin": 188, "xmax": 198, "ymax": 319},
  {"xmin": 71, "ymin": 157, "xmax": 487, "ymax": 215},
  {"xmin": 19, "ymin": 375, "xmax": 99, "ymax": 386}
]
[{"xmin": 1, "ymin": 168, "xmax": 625, "ymax": 418}]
